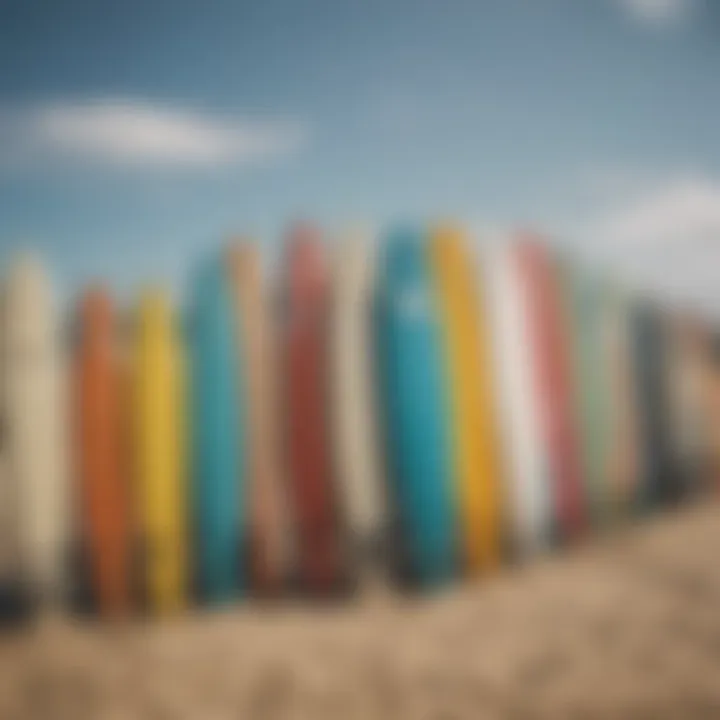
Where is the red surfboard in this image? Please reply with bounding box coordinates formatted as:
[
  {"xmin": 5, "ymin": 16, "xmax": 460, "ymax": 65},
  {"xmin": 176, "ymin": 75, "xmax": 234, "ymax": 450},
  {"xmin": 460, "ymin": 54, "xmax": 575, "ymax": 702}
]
[
  {"xmin": 516, "ymin": 237, "xmax": 586, "ymax": 543},
  {"xmin": 75, "ymin": 288, "xmax": 132, "ymax": 617},
  {"xmin": 283, "ymin": 225, "xmax": 345, "ymax": 595}
]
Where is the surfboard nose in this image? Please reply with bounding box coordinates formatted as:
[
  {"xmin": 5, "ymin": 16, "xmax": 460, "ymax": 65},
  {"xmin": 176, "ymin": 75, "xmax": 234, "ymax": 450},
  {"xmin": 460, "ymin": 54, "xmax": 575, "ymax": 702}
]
[
  {"xmin": 285, "ymin": 224, "xmax": 326, "ymax": 298},
  {"xmin": 381, "ymin": 229, "xmax": 428, "ymax": 286},
  {"xmin": 138, "ymin": 289, "xmax": 171, "ymax": 331},
  {"xmin": 429, "ymin": 226, "xmax": 467, "ymax": 272},
  {"xmin": 227, "ymin": 242, "xmax": 261, "ymax": 288},
  {"xmin": 4, "ymin": 252, "xmax": 55, "ymax": 347},
  {"xmin": 79, "ymin": 287, "xmax": 114, "ymax": 339}
]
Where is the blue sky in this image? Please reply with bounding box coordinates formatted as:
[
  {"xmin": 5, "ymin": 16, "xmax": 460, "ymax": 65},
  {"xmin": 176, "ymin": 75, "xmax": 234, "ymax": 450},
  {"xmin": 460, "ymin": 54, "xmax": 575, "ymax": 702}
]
[{"xmin": 1, "ymin": 0, "xmax": 719, "ymax": 305}]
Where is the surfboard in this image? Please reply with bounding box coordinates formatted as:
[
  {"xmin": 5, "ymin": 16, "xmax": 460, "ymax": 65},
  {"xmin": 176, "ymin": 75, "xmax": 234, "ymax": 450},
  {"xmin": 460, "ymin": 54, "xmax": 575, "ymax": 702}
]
[
  {"xmin": 657, "ymin": 307, "xmax": 685, "ymax": 505},
  {"xmin": 133, "ymin": 289, "xmax": 188, "ymax": 614},
  {"xmin": 189, "ymin": 261, "xmax": 244, "ymax": 604},
  {"xmin": 630, "ymin": 301, "xmax": 678, "ymax": 510},
  {"xmin": 484, "ymin": 241, "xmax": 551, "ymax": 557},
  {"xmin": 560, "ymin": 261, "xmax": 611, "ymax": 529},
  {"xmin": 3, "ymin": 253, "xmax": 69, "ymax": 609},
  {"xmin": 331, "ymin": 232, "xmax": 386, "ymax": 587},
  {"xmin": 227, "ymin": 242, "xmax": 290, "ymax": 596},
  {"xmin": 429, "ymin": 227, "xmax": 502, "ymax": 574},
  {"xmin": 686, "ymin": 320, "xmax": 714, "ymax": 496},
  {"xmin": 0, "ymin": 278, "xmax": 30, "ymax": 622},
  {"xmin": 0, "ymin": 442, "xmax": 23, "ymax": 620},
  {"xmin": 374, "ymin": 229, "xmax": 456, "ymax": 588},
  {"xmin": 664, "ymin": 312, "xmax": 707, "ymax": 499},
  {"xmin": 516, "ymin": 237, "xmax": 586, "ymax": 544},
  {"xmin": 705, "ymin": 331, "xmax": 720, "ymax": 492},
  {"xmin": 603, "ymin": 287, "xmax": 644, "ymax": 519},
  {"xmin": 663, "ymin": 313, "xmax": 686, "ymax": 496},
  {"xmin": 283, "ymin": 225, "xmax": 345, "ymax": 595},
  {"xmin": 75, "ymin": 287, "xmax": 132, "ymax": 617}
]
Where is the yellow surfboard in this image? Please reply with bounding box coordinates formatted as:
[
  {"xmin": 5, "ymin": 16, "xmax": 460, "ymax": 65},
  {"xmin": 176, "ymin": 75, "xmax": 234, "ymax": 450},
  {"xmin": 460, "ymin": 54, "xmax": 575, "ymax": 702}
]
[
  {"xmin": 133, "ymin": 290, "xmax": 187, "ymax": 614},
  {"xmin": 429, "ymin": 227, "xmax": 503, "ymax": 574}
]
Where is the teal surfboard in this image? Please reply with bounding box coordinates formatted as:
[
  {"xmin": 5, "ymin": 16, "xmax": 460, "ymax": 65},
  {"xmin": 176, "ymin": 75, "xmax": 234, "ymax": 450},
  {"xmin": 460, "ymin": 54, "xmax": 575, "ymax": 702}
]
[
  {"xmin": 374, "ymin": 229, "xmax": 456, "ymax": 588},
  {"xmin": 189, "ymin": 258, "xmax": 245, "ymax": 604}
]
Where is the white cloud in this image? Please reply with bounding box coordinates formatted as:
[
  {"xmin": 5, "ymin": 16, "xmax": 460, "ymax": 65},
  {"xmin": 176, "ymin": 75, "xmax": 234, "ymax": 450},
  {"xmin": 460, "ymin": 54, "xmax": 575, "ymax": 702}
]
[
  {"xmin": 617, "ymin": 0, "xmax": 695, "ymax": 26},
  {"xmin": 580, "ymin": 174, "xmax": 720, "ymax": 313},
  {"xmin": 596, "ymin": 178, "xmax": 720, "ymax": 253},
  {"xmin": 0, "ymin": 98, "xmax": 307, "ymax": 170}
]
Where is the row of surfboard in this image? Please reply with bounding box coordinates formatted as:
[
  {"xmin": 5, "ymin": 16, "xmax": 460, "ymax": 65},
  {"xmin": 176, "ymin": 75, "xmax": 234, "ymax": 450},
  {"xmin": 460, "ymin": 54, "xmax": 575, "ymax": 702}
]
[{"xmin": 0, "ymin": 225, "xmax": 717, "ymax": 621}]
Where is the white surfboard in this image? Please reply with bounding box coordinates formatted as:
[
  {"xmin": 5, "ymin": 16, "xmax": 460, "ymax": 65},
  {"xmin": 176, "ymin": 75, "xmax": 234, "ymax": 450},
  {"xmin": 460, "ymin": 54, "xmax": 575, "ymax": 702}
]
[
  {"xmin": 484, "ymin": 241, "xmax": 551, "ymax": 557},
  {"xmin": 3, "ymin": 254, "xmax": 69, "ymax": 608},
  {"xmin": 331, "ymin": 232, "xmax": 386, "ymax": 586}
]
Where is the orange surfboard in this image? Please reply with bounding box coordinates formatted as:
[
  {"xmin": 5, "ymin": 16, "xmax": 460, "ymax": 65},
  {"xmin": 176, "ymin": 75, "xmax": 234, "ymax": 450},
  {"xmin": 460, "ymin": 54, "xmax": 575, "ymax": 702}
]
[{"xmin": 75, "ymin": 288, "xmax": 132, "ymax": 617}]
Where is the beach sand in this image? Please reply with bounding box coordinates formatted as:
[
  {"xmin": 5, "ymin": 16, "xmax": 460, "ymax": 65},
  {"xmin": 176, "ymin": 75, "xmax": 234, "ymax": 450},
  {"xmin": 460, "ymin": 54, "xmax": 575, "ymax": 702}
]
[{"xmin": 1, "ymin": 502, "xmax": 719, "ymax": 719}]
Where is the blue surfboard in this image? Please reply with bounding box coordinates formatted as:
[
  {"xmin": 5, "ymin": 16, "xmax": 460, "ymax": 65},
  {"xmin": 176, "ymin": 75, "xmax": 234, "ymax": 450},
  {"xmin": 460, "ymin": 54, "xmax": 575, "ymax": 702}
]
[
  {"xmin": 189, "ymin": 258, "xmax": 245, "ymax": 604},
  {"xmin": 375, "ymin": 230, "xmax": 456, "ymax": 588}
]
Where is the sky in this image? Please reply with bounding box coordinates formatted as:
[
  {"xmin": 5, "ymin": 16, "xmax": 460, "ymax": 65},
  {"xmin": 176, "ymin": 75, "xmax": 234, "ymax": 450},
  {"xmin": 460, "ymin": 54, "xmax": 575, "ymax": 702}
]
[{"xmin": 1, "ymin": 0, "xmax": 719, "ymax": 308}]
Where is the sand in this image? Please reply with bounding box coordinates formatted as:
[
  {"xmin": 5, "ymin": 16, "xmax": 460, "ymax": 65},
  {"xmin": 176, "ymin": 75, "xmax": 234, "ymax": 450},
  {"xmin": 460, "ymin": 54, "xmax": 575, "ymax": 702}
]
[{"xmin": 1, "ymin": 503, "xmax": 719, "ymax": 719}]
